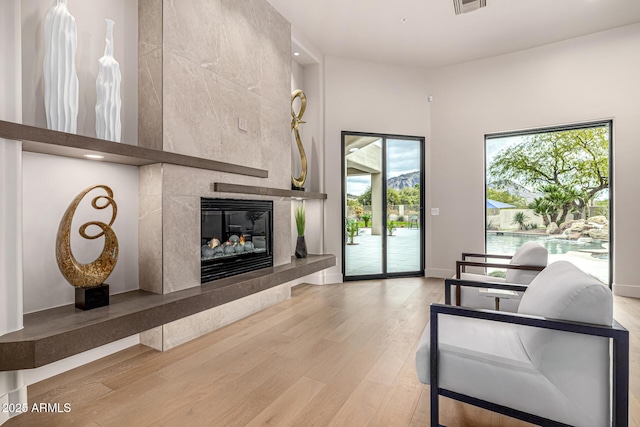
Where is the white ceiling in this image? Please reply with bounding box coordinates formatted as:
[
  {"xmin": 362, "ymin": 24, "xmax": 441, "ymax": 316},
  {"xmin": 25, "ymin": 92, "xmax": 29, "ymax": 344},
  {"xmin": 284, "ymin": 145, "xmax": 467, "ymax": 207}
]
[{"xmin": 267, "ymin": 0, "xmax": 640, "ymax": 69}]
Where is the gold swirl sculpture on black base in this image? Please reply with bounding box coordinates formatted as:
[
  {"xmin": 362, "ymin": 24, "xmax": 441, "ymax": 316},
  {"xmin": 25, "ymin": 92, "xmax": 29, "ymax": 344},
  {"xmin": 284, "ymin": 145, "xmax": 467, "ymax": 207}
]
[
  {"xmin": 56, "ymin": 185, "xmax": 119, "ymax": 288},
  {"xmin": 291, "ymin": 89, "xmax": 308, "ymax": 189}
]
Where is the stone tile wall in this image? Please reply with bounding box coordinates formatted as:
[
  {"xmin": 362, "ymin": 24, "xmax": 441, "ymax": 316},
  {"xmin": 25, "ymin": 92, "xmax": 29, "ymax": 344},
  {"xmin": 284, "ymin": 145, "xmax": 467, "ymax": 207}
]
[{"xmin": 137, "ymin": 0, "xmax": 293, "ymax": 349}]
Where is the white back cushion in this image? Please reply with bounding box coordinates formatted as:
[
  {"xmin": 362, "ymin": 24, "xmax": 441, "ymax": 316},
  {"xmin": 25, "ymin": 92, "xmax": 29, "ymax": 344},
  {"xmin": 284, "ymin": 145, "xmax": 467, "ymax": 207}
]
[
  {"xmin": 505, "ymin": 241, "xmax": 548, "ymax": 284},
  {"xmin": 516, "ymin": 261, "xmax": 613, "ymax": 426}
]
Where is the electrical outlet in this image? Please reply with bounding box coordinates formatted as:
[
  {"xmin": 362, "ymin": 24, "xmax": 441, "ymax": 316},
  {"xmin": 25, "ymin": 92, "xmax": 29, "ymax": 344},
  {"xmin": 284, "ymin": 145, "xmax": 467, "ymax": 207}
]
[{"xmin": 238, "ymin": 118, "xmax": 248, "ymax": 132}]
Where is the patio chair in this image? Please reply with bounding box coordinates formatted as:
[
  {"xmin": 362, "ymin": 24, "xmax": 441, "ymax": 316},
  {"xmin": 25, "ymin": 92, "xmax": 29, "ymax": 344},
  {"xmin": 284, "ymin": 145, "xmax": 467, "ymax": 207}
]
[
  {"xmin": 450, "ymin": 241, "xmax": 547, "ymax": 311},
  {"xmin": 417, "ymin": 261, "xmax": 629, "ymax": 426}
]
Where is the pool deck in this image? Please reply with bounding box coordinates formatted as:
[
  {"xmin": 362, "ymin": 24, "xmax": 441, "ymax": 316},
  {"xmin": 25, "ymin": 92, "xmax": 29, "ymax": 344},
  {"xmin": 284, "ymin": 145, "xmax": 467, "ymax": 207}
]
[
  {"xmin": 346, "ymin": 228, "xmax": 609, "ymax": 283},
  {"xmin": 345, "ymin": 227, "xmax": 421, "ymax": 276}
]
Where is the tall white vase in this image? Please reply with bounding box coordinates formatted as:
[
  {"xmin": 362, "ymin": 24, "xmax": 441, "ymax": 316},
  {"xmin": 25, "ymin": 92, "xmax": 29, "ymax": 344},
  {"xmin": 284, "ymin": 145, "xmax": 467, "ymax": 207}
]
[
  {"xmin": 43, "ymin": 0, "xmax": 79, "ymax": 134},
  {"xmin": 95, "ymin": 19, "xmax": 122, "ymax": 142}
]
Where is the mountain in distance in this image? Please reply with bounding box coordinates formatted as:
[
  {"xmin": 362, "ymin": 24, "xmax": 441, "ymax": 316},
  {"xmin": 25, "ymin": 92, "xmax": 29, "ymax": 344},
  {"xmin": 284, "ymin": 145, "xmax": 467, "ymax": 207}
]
[
  {"xmin": 387, "ymin": 171, "xmax": 420, "ymax": 190},
  {"xmin": 487, "ymin": 180, "xmax": 541, "ymax": 204}
]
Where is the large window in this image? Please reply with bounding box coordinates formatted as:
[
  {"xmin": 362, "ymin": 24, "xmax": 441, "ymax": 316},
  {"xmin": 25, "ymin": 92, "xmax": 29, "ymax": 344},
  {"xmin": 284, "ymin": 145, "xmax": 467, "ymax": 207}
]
[{"xmin": 485, "ymin": 122, "xmax": 612, "ymax": 284}]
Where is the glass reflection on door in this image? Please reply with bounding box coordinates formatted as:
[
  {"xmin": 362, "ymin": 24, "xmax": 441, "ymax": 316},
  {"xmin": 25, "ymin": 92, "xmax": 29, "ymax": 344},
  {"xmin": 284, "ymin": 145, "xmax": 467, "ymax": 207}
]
[
  {"xmin": 386, "ymin": 139, "xmax": 421, "ymax": 274},
  {"xmin": 345, "ymin": 135, "xmax": 383, "ymax": 276}
]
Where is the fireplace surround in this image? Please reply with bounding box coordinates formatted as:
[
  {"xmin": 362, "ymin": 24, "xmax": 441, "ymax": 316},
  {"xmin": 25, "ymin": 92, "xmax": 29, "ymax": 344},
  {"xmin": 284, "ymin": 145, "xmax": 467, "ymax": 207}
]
[{"xmin": 200, "ymin": 198, "xmax": 273, "ymax": 283}]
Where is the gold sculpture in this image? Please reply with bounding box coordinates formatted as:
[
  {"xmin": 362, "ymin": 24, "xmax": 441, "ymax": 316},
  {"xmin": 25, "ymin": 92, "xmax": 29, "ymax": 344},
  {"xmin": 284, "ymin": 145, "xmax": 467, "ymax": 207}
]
[
  {"xmin": 291, "ymin": 89, "xmax": 308, "ymax": 189},
  {"xmin": 56, "ymin": 185, "xmax": 119, "ymax": 288}
]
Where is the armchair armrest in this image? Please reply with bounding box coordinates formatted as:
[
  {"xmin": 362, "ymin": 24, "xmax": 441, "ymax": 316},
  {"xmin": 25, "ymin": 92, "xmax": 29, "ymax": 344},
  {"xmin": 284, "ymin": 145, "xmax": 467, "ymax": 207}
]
[
  {"xmin": 429, "ymin": 303, "xmax": 629, "ymax": 427},
  {"xmin": 461, "ymin": 252, "xmax": 513, "ymax": 261},
  {"xmin": 444, "ymin": 278, "xmax": 529, "ymax": 305},
  {"xmin": 456, "ymin": 260, "xmax": 545, "ymax": 278}
]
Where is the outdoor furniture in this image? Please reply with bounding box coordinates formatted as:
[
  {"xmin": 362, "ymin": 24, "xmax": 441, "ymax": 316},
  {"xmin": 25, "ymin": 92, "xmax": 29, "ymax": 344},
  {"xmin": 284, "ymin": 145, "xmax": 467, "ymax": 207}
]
[
  {"xmin": 451, "ymin": 241, "xmax": 547, "ymax": 311},
  {"xmin": 417, "ymin": 261, "xmax": 629, "ymax": 426},
  {"xmin": 409, "ymin": 215, "xmax": 419, "ymax": 228}
]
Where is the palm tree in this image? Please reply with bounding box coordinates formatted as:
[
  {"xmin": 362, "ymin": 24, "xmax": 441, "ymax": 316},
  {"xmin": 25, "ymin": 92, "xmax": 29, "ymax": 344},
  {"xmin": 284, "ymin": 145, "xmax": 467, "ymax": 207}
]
[
  {"xmin": 511, "ymin": 212, "xmax": 530, "ymax": 230},
  {"xmin": 529, "ymin": 198, "xmax": 554, "ymax": 226}
]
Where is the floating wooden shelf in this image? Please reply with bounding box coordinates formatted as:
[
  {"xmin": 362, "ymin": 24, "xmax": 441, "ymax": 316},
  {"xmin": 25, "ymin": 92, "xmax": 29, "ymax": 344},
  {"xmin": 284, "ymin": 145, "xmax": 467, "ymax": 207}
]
[
  {"xmin": 0, "ymin": 254, "xmax": 335, "ymax": 371},
  {"xmin": 213, "ymin": 182, "xmax": 327, "ymax": 200},
  {"xmin": 0, "ymin": 120, "xmax": 268, "ymax": 178}
]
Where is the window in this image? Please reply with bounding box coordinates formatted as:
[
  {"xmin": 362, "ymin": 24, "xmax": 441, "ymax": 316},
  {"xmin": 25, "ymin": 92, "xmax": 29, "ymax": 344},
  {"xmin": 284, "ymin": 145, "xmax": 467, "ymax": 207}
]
[{"xmin": 485, "ymin": 122, "xmax": 612, "ymax": 284}]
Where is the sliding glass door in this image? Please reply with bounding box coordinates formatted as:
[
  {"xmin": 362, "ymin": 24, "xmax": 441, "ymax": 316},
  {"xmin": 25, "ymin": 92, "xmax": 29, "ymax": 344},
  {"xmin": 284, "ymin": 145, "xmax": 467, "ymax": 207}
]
[{"xmin": 342, "ymin": 132, "xmax": 424, "ymax": 280}]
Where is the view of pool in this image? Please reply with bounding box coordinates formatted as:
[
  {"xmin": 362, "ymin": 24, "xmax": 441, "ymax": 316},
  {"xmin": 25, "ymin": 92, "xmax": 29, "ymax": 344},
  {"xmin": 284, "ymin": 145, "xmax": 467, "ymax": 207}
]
[{"xmin": 486, "ymin": 232, "xmax": 608, "ymax": 259}]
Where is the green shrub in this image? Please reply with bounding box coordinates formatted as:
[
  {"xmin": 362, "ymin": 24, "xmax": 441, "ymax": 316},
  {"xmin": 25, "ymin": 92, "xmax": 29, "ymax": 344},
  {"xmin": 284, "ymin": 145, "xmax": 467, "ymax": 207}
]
[
  {"xmin": 511, "ymin": 212, "xmax": 530, "ymax": 230},
  {"xmin": 361, "ymin": 213, "xmax": 372, "ymax": 228},
  {"xmin": 387, "ymin": 220, "xmax": 396, "ymax": 236}
]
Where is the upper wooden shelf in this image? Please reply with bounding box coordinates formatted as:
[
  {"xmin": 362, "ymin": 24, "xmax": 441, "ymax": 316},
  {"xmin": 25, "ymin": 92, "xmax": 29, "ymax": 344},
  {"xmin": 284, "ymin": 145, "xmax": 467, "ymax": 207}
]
[
  {"xmin": 213, "ymin": 182, "xmax": 327, "ymax": 200},
  {"xmin": 0, "ymin": 120, "xmax": 268, "ymax": 178}
]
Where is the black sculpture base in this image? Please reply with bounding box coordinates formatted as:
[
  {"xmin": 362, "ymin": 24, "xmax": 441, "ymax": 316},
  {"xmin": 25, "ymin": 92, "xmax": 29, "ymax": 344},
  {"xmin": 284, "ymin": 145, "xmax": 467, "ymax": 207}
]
[
  {"xmin": 291, "ymin": 184, "xmax": 305, "ymax": 191},
  {"xmin": 75, "ymin": 284, "xmax": 110, "ymax": 310}
]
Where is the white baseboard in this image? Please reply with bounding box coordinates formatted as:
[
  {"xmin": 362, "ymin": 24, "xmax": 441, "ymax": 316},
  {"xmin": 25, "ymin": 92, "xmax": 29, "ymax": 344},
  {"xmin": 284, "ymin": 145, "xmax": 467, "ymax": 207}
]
[
  {"xmin": 0, "ymin": 395, "xmax": 9, "ymax": 426},
  {"xmin": 426, "ymin": 268, "xmax": 455, "ymax": 279},
  {"xmin": 22, "ymin": 335, "xmax": 140, "ymax": 386},
  {"xmin": 292, "ymin": 272, "xmax": 343, "ymax": 286},
  {"xmin": 323, "ymin": 272, "xmax": 343, "ymax": 284},
  {"xmin": 613, "ymin": 283, "xmax": 640, "ymax": 298}
]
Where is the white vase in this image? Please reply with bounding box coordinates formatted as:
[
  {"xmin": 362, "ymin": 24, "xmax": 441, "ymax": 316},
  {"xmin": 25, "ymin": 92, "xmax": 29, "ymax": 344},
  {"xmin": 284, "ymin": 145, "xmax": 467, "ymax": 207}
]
[
  {"xmin": 95, "ymin": 19, "xmax": 122, "ymax": 142},
  {"xmin": 43, "ymin": 0, "xmax": 79, "ymax": 134}
]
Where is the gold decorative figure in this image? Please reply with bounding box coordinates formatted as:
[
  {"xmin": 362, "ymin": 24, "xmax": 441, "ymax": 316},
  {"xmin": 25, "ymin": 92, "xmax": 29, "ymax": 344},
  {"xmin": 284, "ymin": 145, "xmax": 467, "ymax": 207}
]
[
  {"xmin": 56, "ymin": 185, "xmax": 119, "ymax": 288},
  {"xmin": 291, "ymin": 89, "xmax": 308, "ymax": 189}
]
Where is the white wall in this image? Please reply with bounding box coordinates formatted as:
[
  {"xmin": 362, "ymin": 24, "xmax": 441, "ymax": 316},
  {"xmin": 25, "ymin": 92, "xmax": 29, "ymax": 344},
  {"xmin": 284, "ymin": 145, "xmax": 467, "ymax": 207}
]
[
  {"xmin": 427, "ymin": 24, "xmax": 640, "ymax": 296},
  {"xmin": 22, "ymin": 153, "xmax": 139, "ymax": 313},
  {"xmin": 21, "ymin": 0, "xmax": 138, "ymax": 144},
  {"xmin": 0, "ymin": 2, "xmax": 26, "ymax": 424},
  {"xmin": 324, "ymin": 56, "xmax": 431, "ymax": 282}
]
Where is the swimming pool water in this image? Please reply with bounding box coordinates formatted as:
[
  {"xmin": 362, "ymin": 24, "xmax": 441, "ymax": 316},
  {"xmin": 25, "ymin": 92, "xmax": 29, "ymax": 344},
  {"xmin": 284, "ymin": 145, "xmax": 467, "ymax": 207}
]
[{"xmin": 486, "ymin": 232, "xmax": 608, "ymax": 258}]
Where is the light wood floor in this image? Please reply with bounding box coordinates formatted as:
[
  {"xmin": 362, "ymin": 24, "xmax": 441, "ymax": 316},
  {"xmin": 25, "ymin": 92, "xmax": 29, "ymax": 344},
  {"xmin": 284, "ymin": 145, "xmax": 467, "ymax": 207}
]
[{"xmin": 5, "ymin": 277, "xmax": 640, "ymax": 427}]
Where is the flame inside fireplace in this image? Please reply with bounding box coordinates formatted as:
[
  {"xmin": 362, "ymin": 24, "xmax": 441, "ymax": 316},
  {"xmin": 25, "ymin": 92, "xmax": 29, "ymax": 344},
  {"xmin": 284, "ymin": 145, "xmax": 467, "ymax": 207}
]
[{"xmin": 202, "ymin": 234, "xmax": 261, "ymax": 260}]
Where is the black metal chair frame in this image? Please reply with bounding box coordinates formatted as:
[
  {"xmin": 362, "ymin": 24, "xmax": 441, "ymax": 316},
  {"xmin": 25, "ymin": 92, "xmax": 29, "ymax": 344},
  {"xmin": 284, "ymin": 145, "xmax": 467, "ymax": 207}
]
[
  {"xmin": 430, "ymin": 281, "xmax": 630, "ymax": 427},
  {"xmin": 453, "ymin": 252, "xmax": 545, "ymax": 306}
]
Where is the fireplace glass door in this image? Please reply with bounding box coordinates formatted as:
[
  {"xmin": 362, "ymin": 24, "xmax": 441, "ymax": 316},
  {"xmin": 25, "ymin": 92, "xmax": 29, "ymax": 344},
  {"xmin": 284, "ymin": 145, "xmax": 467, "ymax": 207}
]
[{"xmin": 201, "ymin": 198, "xmax": 273, "ymax": 283}]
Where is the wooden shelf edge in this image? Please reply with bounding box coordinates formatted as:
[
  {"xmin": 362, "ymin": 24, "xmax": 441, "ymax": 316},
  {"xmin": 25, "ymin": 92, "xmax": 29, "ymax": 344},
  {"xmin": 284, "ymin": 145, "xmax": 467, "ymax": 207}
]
[
  {"xmin": 0, "ymin": 120, "xmax": 268, "ymax": 178},
  {"xmin": 0, "ymin": 254, "xmax": 336, "ymax": 371},
  {"xmin": 213, "ymin": 182, "xmax": 327, "ymax": 200}
]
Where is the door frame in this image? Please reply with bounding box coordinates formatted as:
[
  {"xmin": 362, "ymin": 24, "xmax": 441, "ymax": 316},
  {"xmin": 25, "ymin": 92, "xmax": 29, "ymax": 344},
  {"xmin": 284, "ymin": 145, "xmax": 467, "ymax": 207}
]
[{"xmin": 341, "ymin": 130, "xmax": 426, "ymax": 281}]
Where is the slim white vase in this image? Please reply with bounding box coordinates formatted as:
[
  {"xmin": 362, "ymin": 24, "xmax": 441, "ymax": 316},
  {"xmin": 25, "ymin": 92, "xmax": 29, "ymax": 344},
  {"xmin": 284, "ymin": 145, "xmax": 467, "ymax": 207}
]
[
  {"xmin": 95, "ymin": 19, "xmax": 122, "ymax": 142},
  {"xmin": 43, "ymin": 0, "xmax": 79, "ymax": 134}
]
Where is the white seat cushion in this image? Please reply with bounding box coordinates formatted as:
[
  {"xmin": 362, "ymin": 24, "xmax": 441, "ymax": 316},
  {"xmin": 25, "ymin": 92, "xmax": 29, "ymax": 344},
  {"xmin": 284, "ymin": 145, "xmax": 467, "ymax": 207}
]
[{"xmin": 416, "ymin": 313, "xmax": 608, "ymax": 426}]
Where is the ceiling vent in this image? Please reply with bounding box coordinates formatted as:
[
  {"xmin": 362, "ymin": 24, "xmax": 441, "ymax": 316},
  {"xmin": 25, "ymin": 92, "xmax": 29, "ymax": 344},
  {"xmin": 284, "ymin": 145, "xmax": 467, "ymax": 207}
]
[{"xmin": 453, "ymin": 0, "xmax": 486, "ymax": 15}]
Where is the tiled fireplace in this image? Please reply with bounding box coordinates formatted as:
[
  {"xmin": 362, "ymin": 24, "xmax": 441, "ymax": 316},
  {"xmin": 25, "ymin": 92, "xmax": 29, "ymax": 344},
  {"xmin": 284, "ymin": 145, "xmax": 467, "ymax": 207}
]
[{"xmin": 137, "ymin": 0, "xmax": 293, "ymax": 351}]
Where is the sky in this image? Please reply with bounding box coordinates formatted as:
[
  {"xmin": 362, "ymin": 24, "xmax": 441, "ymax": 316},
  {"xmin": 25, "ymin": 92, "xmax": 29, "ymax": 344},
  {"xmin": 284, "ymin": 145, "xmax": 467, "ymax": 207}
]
[
  {"xmin": 346, "ymin": 139, "xmax": 421, "ymax": 196},
  {"xmin": 485, "ymin": 135, "xmax": 522, "ymax": 166}
]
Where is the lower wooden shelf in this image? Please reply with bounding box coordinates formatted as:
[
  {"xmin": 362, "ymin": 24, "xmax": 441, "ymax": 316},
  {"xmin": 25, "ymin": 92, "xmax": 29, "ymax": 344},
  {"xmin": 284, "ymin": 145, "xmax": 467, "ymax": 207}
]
[{"xmin": 0, "ymin": 254, "xmax": 335, "ymax": 371}]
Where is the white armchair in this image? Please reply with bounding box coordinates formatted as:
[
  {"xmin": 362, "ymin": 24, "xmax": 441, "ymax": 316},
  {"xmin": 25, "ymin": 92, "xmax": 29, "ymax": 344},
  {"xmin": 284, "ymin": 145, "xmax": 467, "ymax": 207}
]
[
  {"xmin": 418, "ymin": 261, "xmax": 629, "ymax": 426},
  {"xmin": 451, "ymin": 241, "xmax": 548, "ymax": 311}
]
